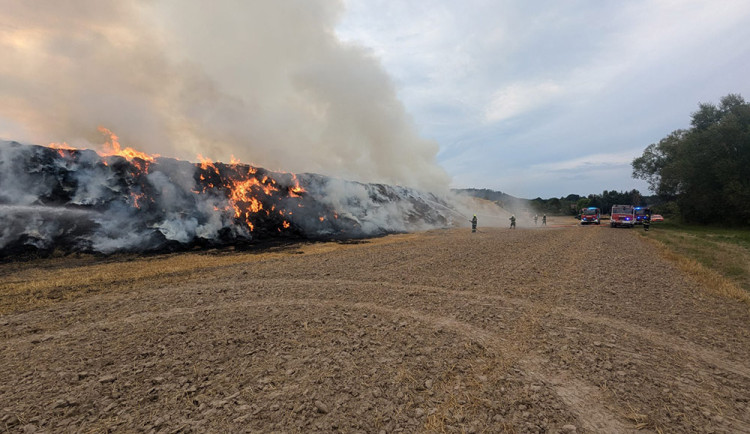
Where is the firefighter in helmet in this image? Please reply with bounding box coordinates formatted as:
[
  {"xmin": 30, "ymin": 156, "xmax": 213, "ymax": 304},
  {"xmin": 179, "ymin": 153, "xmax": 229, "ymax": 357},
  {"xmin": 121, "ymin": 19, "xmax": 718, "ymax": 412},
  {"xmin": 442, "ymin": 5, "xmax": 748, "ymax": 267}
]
[
  {"xmin": 471, "ymin": 214, "xmax": 477, "ymax": 232},
  {"xmin": 509, "ymin": 214, "xmax": 516, "ymax": 229}
]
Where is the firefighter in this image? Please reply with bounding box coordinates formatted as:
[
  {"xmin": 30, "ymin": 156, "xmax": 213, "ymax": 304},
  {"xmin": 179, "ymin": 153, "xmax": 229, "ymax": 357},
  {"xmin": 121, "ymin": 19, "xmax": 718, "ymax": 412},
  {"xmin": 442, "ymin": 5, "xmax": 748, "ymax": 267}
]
[
  {"xmin": 643, "ymin": 211, "xmax": 651, "ymax": 231},
  {"xmin": 471, "ymin": 214, "xmax": 477, "ymax": 233},
  {"xmin": 542, "ymin": 214, "xmax": 547, "ymax": 225},
  {"xmin": 534, "ymin": 214, "xmax": 538, "ymax": 225},
  {"xmin": 509, "ymin": 214, "xmax": 516, "ymax": 229}
]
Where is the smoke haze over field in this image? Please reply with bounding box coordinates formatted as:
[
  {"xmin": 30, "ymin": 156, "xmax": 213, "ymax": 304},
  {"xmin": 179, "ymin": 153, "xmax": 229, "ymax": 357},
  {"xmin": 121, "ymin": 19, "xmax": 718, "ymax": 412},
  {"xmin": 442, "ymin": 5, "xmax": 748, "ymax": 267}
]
[{"xmin": 0, "ymin": 0, "xmax": 448, "ymax": 191}]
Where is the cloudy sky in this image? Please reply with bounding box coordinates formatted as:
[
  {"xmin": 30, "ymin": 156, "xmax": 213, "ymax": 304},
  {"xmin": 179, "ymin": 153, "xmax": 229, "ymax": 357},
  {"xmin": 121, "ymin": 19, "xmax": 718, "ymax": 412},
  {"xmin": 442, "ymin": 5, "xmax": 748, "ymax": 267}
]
[
  {"xmin": 336, "ymin": 0, "xmax": 750, "ymax": 197},
  {"xmin": 1, "ymin": 1, "xmax": 749, "ymax": 198}
]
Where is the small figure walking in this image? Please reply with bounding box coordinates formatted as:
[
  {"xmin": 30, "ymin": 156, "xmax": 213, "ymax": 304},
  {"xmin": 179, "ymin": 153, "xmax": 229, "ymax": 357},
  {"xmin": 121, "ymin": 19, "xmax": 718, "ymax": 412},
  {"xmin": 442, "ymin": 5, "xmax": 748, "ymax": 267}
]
[
  {"xmin": 534, "ymin": 214, "xmax": 538, "ymax": 226},
  {"xmin": 471, "ymin": 214, "xmax": 477, "ymax": 233},
  {"xmin": 643, "ymin": 212, "xmax": 651, "ymax": 232},
  {"xmin": 542, "ymin": 214, "xmax": 547, "ymax": 226},
  {"xmin": 509, "ymin": 214, "xmax": 516, "ymax": 229}
]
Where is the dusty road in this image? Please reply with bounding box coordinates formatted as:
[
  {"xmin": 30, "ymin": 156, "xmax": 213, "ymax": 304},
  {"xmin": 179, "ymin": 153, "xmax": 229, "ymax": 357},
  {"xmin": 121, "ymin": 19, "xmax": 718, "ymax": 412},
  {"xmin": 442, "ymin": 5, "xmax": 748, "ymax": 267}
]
[{"xmin": 2, "ymin": 220, "xmax": 750, "ymax": 433}]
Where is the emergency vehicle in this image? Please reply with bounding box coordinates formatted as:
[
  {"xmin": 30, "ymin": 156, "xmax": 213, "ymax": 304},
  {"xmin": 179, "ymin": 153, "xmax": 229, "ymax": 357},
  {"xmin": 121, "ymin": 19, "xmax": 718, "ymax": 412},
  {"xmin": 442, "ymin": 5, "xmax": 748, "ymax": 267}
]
[
  {"xmin": 610, "ymin": 205, "xmax": 635, "ymax": 228},
  {"xmin": 580, "ymin": 207, "xmax": 601, "ymax": 225},
  {"xmin": 634, "ymin": 207, "xmax": 651, "ymax": 225}
]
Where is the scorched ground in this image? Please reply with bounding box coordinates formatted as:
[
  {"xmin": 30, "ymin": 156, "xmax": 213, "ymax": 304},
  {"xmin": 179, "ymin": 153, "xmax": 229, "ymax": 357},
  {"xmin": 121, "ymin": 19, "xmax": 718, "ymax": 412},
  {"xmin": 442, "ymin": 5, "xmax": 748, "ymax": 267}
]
[{"xmin": 1, "ymin": 220, "xmax": 750, "ymax": 433}]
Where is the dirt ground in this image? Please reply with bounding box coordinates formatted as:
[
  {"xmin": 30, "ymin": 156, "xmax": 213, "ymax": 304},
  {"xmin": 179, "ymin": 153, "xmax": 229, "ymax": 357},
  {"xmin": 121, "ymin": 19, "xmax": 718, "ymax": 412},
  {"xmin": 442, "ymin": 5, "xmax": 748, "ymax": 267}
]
[{"xmin": 2, "ymin": 217, "xmax": 750, "ymax": 433}]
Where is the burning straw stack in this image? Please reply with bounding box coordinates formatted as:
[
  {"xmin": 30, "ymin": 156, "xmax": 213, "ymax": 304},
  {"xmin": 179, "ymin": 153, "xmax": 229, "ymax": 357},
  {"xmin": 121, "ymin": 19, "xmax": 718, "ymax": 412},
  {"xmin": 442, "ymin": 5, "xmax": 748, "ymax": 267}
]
[{"xmin": 0, "ymin": 141, "xmax": 452, "ymax": 257}]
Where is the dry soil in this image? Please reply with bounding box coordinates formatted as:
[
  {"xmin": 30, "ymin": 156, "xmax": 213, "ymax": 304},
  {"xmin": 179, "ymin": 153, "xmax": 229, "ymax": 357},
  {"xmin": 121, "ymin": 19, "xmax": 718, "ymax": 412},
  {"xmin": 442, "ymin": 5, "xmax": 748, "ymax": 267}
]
[{"xmin": 2, "ymin": 218, "xmax": 750, "ymax": 433}]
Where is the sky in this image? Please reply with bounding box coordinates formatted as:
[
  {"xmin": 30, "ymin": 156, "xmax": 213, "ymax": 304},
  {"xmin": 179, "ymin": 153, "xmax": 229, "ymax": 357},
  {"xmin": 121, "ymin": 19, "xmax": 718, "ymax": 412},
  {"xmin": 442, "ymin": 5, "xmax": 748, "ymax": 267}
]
[
  {"xmin": 336, "ymin": 0, "xmax": 750, "ymax": 198},
  {"xmin": 1, "ymin": 1, "xmax": 749, "ymax": 199}
]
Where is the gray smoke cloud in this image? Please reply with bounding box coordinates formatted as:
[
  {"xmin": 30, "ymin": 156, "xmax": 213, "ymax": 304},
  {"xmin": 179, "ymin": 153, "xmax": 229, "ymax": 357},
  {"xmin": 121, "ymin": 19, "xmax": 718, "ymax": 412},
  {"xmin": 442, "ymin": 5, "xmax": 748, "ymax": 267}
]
[{"xmin": 0, "ymin": 0, "xmax": 448, "ymax": 191}]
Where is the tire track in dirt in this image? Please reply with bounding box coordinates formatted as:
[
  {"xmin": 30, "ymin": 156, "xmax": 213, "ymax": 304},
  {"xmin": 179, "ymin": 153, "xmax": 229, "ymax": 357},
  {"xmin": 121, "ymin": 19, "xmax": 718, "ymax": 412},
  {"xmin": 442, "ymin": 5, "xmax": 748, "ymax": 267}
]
[
  {"xmin": 0, "ymin": 294, "xmax": 581, "ymax": 431},
  {"xmin": 547, "ymin": 309, "xmax": 750, "ymax": 381},
  {"xmin": 6, "ymin": 272, "xmax": 749, "ymax": 384},
  {"xmin": 523, "ymin": 227, "xmax": 750, "ymax": 431},
  {"xmin": 521, "ymin": 356, "xmax": 637, "ymax": 433},
  {"xmin": 4, "ymin": 225, "xmax": 749, "ymax": 432},
  {"xmin": 298, "ymin": 223, "xmax": 647, "ymax": 434},
  {"xmin": 507, "ymin": 226, "xmax": 641, "ymax": 433},
  {"xmin": 2, "ymin": 279, "xmax": 631, "ymax": 432},
  {"xmin": 7, "ymin": 262, "xmax": 749, "ymax": 407}
]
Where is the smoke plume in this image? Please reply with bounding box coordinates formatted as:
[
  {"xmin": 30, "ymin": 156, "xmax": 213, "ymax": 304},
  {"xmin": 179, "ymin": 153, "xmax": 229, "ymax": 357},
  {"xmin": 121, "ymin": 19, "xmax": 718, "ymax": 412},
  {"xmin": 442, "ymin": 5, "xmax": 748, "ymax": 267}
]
[{"xmin": 0, "ymin": 0, "xmax": 448, "ymax": 191}]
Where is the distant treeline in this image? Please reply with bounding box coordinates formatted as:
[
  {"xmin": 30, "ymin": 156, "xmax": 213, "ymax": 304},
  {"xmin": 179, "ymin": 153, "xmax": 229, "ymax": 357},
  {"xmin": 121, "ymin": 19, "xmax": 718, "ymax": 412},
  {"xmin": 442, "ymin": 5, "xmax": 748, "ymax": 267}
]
[
  {"xmin": 633, "ymin": 94, "xmax": 750, "ymax": 225},
  {"xmin": 457, "ymin": 93, "xmax": 749, "ymax": 226},
  {"xmin": 532, "ymin": 190, "xmax": 661, "ymax": 216},
  {"xmin": 453, "ymin": 188, "xmax": 659, "ymax": 216}
]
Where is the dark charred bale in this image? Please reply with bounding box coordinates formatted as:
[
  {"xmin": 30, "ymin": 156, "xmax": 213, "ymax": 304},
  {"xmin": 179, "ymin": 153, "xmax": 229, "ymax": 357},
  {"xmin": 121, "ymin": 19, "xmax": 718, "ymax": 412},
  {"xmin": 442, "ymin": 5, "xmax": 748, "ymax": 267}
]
[{"xmin": 1, "ymin": 141, "xmax": 456, "ymax": 257}]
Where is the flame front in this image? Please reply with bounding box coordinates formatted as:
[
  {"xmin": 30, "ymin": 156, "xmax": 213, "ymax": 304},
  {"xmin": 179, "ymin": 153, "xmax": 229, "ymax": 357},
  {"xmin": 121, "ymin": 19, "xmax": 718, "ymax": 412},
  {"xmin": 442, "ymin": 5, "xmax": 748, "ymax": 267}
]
[
  {"xmin": 40, "ymin": 129, "xmax": 339, "ymax": 240},
  {"xmin": 193, "ymin": 152, "xmax": 310, "ymax": 234},
  {"xmin": 289, "ymin": 174, "xmax": 305, "ymax": 197},
  {"xmin": 47, "ymin": 130, "xmax": 160, "ymax": 209},
  {"xmin": 48, "ymin": 142, "xmax": 77, "ymax": 158},
  {"xmin": 48, "ymin": 127, "xmax": 160, "ymax": 170},
  {"xmin": 97, "ymin": 126, "xmax": 159, "ymax": 163}
]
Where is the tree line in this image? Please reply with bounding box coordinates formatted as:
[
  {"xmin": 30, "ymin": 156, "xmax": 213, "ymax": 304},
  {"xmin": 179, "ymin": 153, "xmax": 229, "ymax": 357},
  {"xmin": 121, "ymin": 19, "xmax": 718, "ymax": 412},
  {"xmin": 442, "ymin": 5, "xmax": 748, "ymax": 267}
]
[
  {"xmin": 530, "ymin": 190, "xmax": 658, "ymax": 216},
  {"xmin": 458, "ymin": 93, "xmax": 750, "ymax": 225},
  {"xmin": 455, "ymin": 188, "xmax": 658, "ymax": 216},
  {"xmin": 632, "ymin": 94, "xmax": 750, "ymax": 225}
]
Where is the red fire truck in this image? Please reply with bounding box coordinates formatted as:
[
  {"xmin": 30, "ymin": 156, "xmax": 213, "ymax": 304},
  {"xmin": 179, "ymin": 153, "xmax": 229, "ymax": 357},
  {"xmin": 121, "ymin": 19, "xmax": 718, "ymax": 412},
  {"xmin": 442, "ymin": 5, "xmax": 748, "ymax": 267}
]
[
  {"xmin": 610, "ymin": 204, "xmax": 635, "ymax": 228},
  {"xmin": 580, "ymin": 207, "xmax": 601, "ymax": 225}
]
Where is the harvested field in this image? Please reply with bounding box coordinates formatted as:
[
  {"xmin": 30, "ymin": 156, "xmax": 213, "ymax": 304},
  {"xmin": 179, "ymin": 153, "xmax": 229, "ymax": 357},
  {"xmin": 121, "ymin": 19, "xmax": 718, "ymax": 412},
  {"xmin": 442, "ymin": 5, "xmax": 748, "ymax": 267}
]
[{"xmin": 2, "ymin": 218, "xmax": 750, "ymax": 433}]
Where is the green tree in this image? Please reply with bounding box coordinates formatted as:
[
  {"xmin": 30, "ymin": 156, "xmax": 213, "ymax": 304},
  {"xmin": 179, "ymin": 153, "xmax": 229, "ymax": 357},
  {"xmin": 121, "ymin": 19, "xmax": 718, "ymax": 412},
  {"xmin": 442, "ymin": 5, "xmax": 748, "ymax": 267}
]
[
  {"xmin": 576, "ymin": 197, "xmax": 591, "ymax": 212},
  {"xmin": 632, "ymin": 130, "xmax": 686, "ymax": 199},
  {"xmin": 547, "ymin": 197, "xmax": 561, "ymax": 214},
  {"xmin": 632, "ymin": 94, "xmax": 750, "ymax": 224}
]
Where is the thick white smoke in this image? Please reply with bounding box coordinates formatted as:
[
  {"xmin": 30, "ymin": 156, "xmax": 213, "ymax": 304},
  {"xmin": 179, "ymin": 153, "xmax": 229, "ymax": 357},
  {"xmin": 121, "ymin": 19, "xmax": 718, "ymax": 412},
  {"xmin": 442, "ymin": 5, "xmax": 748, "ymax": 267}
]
[
  {"xmin": 0, "ymin": 0, "xmax": 448, "ymax": 191},
  {"xmin": 0, "ymin": 141, "xmax": 461, "ymax": 256}
]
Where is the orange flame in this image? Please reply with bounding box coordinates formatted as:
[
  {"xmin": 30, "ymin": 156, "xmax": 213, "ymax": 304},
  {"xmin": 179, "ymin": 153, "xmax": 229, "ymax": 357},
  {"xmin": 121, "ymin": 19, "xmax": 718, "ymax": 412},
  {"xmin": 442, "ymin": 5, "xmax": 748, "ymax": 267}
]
[
  {"xmin": 131, "ymin": 191, "xmax": 147, "ymax": 209},
  {"xmin": 48, "ymin": 142, "xmax": 76, "ymax": 150},
  {"xmin": 289, "ymin": 174, "xmax": 305, "ymax": 197},
  {"xmin": 48, "ymin": 142, "xmax": 77, "ymax": 158},
  {"xmin": 197, "ymin": 154, "xmax": 217, "ymax": 172},
  {"xmin": 97, "ymin": 127, "xmax": 159, "ymax": 162},
  {"xmin": 47, "ymin": 144, "xmax": 312, "ymax": 233}
]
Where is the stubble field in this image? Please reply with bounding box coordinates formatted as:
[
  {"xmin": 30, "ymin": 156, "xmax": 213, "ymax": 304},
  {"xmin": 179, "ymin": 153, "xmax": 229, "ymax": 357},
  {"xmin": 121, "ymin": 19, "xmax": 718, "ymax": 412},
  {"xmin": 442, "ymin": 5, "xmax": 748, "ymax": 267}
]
[{"xmin": 2, "ymin": 217, "xmax": 750, "ymax": 433}]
